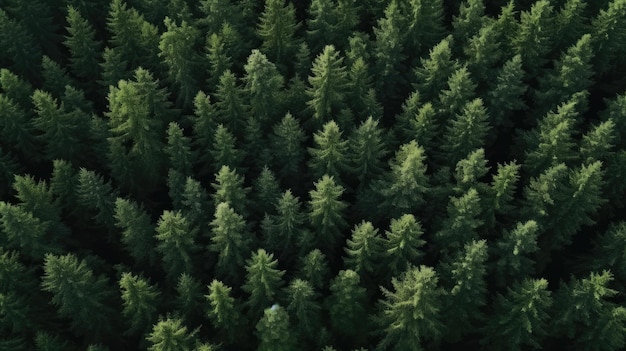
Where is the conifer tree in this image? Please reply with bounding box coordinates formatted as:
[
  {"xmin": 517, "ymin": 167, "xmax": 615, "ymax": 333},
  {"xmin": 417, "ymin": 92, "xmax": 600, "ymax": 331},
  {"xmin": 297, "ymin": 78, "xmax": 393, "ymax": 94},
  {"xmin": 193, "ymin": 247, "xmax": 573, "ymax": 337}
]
[
  {"xmin": 119, "ymin": 272, "xmax": 161, "ymax": 335},
  {"xmin": 41, "ymin": 56, "xmax": 74, "ymax": 100},
  {"xmin": 256, "ymin": 304, "xmax": 296, "ymax": 351},
  {"xmin": 453, "ymin": 148, "xmax": 490, "ymax": 195},
  {"xmin": 0, "ymin": 94, "xmax": 38, "ymax": 161},
  {"xmin": 308, "ymin": 120, "xmax": 349, "ymax": 180},
  {"xmin": 64, "ymin": 6, "xmax": 101, "ymax": 81},
  {"xmin": 77, "ymin": 168, "xmax": 118, "ymax": 230},
  {"xmin": 383, "ymin": 214, "xmax": 426, "ymax": 277},
  {"xmin": 174, "ymin": 273, "xmax": 204, "ymax": 322},
  {"xmin": 49, "ymin": 159, "xmax": 78, "ymax": 213},
  {"xmin": 435, "ymin": 188, "xmax": 483, "ymax": 253},
  {"xmin": 308, "ymin": 175, "xmax": 348, "ymax": 253},
  {"xmin": 348, "ymin": 117, "xmax": 389, "ymax": 187},
  {"xmin": 372, "ymin": 0, "xmax": 407, "ymax": 103},
  {"xmin": 165, "ymin": 122, "xmax": 194, "ymax": 177},
  {"xmin": 438, "ymin": 65, "xmax": 477, "ymax": 117},
  {"xmin": 214, "ymin": 70, "xmax": 247, "ymax": 135},
  {"xmin": 114, "ymin": 198, "xmax": 157, "ymax": 267},
  {"xmin": 41, "ymin": 253, "xmax": 115, "ymax": 338},
  {"xmin": 413, "ymin": 36, "xmax": 459, "ymax": 103},
  {"xmin": 252, "ymin": 166, "xmax": 282, "ymax": 218},
  {"xmin": 209, "ymin": 202, "xmax": 251, "ymax": 282},
  {"xmin": 377, "ymin": 265, "xmax": 444, "ymax": 351},
  {"xmin": 326, "ymin": 269, "xmax": 368, "ymax": 342},
  {"xmin": 263, "ymin": 190, "xmax": 308, "ymax": 257},
  {"xmin": 481, "ymin": 278, "xmax": 552, "ymax": 350},
  {"xmin": 297, "ymin": 249, "xmax": 330, "ymax": 290},
  {"xmin": 306, "ymin": 45, "xmax": 349, "ymax": 124},
  {"xmin": 270, "ymin": 113, "xmax": 306, "ymax": 181},
  {"xmin": 257, "ymin": 0, "xmax": 300, "ymax": 68},
  {"xmin": 211, "ymin": 165, "xmax": 249, "ymax": 217},
  {"xmin": 0, "ymin": 9, "xmax": 42, "ymax": 80},
  {"xmin": 344, "ymin": 221, "xmax": 384, "ymax": 277},
  {"xmin": 487, "ymin": 161, "xmax": 521, "ymax": 227},
  {"xmin": 285, "ymin": 278, "xmax": 322, "ymax": 343},
  {"xmin": 453, "ymin": 0, "xmax": 487, "ymax": 49},
  {"xmin": 439, "ymin": 240, "xmax": 488, "ymax": 340},
  {"xmin": 406, "ymin": 0, "xmax": 446, "ymax": 56},
  {"xmin": 485, "ymin": 54, "xmax": 527, "ymax": 129},
  {"xmin": 99, "ymin": 47, "xmax": 130, "ymax": 89},
  {"xmin": 243, "ymin": 49, "xmax": 284, "ymax": 126},
  {"xmin": 191, "ymin": 91, "xmax": 218, "ymax": 170},
  {"xmin": 0, "ymin": 202, "xmax": 57, "ymax": 261},
  {"xmin": 494, "ymin": 220, "xmax": 539, "ymax": 286},
  {"xmin": 0, "ymin": 68, "xmax": 33, "ymax": 110},
  {"xmin": 377, "ymin": 141, "xmax": 429, "ymax": 219},
  {"xmin": 464, "ymin": 23, "xmax": 501, "ymax": 84},
  {"xmin": 205, "ymin": 279, "xmax": 243, "ymax": 344},
  {"xmin": 155, "ymin": 210, "xmax": 197, "ymax": 282},
  {"xmin": 209, "ymin": 124, "xmax": 244, "ymax": 172},
  {"xmin": 553, "ymin": 271, "xmax": 626, "ymax": 351},
  {"xmin": 159, "ymin": 18, "xmax": 202, "ymax": 109},
  {"xmin": 591, "ymin": 0, "xmax": 626, "ymax": 74},
  {"xmin": 580, "ymin": 119, "xmax": 616, "ymax": 164},
  {"xmin": 514, "ymin": 0, "xmax": 555, "ymax": 76},
  {"xmin": 242, "ymin": 249, "xmax": 286, "ymax": 319},
  {"xmin": 146, "ymin": 317, "xmax": 196, "ymax": 351},
  {"xmin": 554, "ymin": 0, "xmax": 589, "ymax": 52},
  {"xmin": 591, "ymin": 223, "xmax": 626, "ymax": 287},
  {"xmin": 441, "ymin": 98, "xmax": 490, "ymax": 166}
]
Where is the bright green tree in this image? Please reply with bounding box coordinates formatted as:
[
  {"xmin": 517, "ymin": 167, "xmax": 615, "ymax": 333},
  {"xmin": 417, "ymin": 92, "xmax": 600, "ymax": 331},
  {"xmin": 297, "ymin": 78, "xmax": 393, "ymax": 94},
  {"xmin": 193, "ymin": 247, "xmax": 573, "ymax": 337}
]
[
  {"xmin": 155, "ymin": 210, "xmax": 197, "ymax": 282},
  {"xmin": 306, "ymin": 45, "xmax": 349, "ymax": 124},
  {"xmin": 514, "ymin": 0, "xmax": 555, "ymax": 76},
  {"xmin": 384, "ymin": 214, "xmax": 426, "ymax": 277},
  {"xmin": 377, "ymin": 265, "xmax": 444, "ymax": 351},
  {"xmin": 435, "ymin": 188, "xmax": 483, "ymax": 253},
  {"xmin": 494, "ymin": 220, "xmax": 539, "ymax": 286},
  {"xmin": 256, "ymin": 304, "xmax": 296, "ymax": 351},
  {"xmin": 146, "ymin": 317, "xmax": 196, "ymax": 351},
  {"xmin": 441, "ymin": 98, "xmax": 490, "ymax": 166},
  {"xmin": 205, "ymin": 279, "xmax": 244, "ymax": 344},
  {"xmin": 308, "ymin": 175, "xmax": 348, "ymax": 253},
  {"xmin": 344, "ymin": 221, "xmax": 384, "ymax": 277},
  {"xmin": 211, "ymin": 165, "xmax": 249, "ymax": 217},
  {"xmin": 413, "ymin": 36, "xmax": 459, "ymax": 103},
  {"xmin": 242, "ymin": 249, "xmax": 286, "ymax": 320},
  {"xmin": 308, "ymin": 120, "xmax": 349, "ymax": 180},
  {"xmin": 243, "ymin": 50, "xmax": 284, "ymax": 126},
  {"xmin": 209, "ymin": 202, "xmax": 251, "ymax": 282}
]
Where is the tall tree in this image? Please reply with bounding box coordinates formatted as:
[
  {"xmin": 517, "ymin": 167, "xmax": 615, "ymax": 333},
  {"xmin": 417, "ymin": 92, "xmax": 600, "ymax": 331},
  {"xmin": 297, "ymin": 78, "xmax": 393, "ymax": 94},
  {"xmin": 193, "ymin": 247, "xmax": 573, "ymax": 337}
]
[
  {"xmin": 41, "ymin": 253, "xmax": 115, "ymax": 339},
  {"xmin": 485, "ymin": 54, "xmax": 527, "ymax": 129},
  {"xmin": 209, "ymin": 202, "xmax": 251, "ymax": 282},
  {"xmin": 114, "ymin": 198, "xmax": 157, "ymax": 267},
  {"xmin": 513, "ymin": 0, "xmax": 555, "ymax": 76},
  {"xmin": 257, "ymin": 0, "xmax": 300, "ymax": 70},
  {"xmin": 441, "ymin": 98, "xmax": 490, "ymax": 166},
  {"xmin": 146, "ymin": 317, "xmax": 197, "ymax": 351},
  {"xmin": 344, "ymin": 221, "xmax": 384, "ymax": 277},
  {"xmin": 242, "ymin": 49, "xmax": 284, "ymax": 126},
  {"xmin": 211, "ymin": 165, "xmax": 249, "ymax": 218},
  {"xmin": 256, "ymin": 304, "xmax": 296, "ymax": 351},
  {"xmin": 413, "ymin": 36, "xmax": 459, "ymax": 103},
  {"xmin": 591, "ymin": 0, "xmax": 626, "ymax": 74},
  {"xmin": 435, "ymin": 188, "xmax": 483, "ymax": 253},
  {"xmin": 119, "ymin": 272, "xmax": 161, "ymax": 335},
  {"xmin": 383, "ymin": 214, "xmax": 426, "ymax": 277},
  {"xmin": 306, "ymin": 45, "xmax": 349, "ymax": 124},
  {"xmin": 64, "ymin": 6, "xmax": 102, "ymax": 81},
  {"xmin": 155, "ymin": 210, "xmax": 197, "ymax": 282},
  {"xmin": 308, "ymin": 175, "xmax": 348, "ymax": 253},
  {"xmin": 205, "ymin": 279, "xmax": 244, "ymax": 344},
  {"xmin": 270, "ymin": 113, "xmax": 307, "ymax": 181},
  {"xmin": 308, "ymin": 120, "xmax": 349, "ymax": 181},
  {"xmin": 377, "ymin": 265, "xmax": 444, "ymax": 351},
  {"xmin": 285, "ymin": 279, "xmax": 322, "ymax": 344},
  {"xmin": 242, "ymin": 249, "xmax": 286, "ymax": 320},
  {"xmin": 325, "ymin": 269, "xmax": 368, "ymax": 343},
  {"xmin": 348, "ymin": 117, "xmax": 389, "ymax": 187}
]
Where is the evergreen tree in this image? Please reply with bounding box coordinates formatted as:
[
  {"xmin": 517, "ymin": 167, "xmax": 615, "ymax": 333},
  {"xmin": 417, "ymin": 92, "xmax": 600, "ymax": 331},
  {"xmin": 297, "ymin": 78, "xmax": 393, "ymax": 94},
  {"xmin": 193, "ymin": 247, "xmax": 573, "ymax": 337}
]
[
  {"xmin": 554, "ymin": 0, "xmax": 589, "ymax": 52},
  {"xmin": 348, "ymin": 117, "xmax": 389, "ymax": 187},
  {"xmin": 270, "ymin": 113, "xmax": 307, "ymax": 181},
  {"xmin": 205, "ymin": 279, "xmax": 243, "ymax": 344},
  {"xmin": 257, "ymin": 0, "xmax": 300, "ymax": 68},
  {"xmin": 306, "ymin": 45, "xmax": 349, "ymax": 124},
  {"xmin": 211, "ymin": 165, "xmax": 249, "ymax": 217},
  {"xmin": 308, "ymin": 120, "xmax": 349, "ymax": 180},
  {"xmin": 263, "ymin": 190, "xmax": 308, "ymax": 257},
  {"xmin": 0, "ymin": 9, "xmax": 42, "ymax": 80},
  {"xmin": 64, "ymin": 6, "xmax": 101, "ymax": 81},
  {"xmin": 481, "ymin": 278, "xmax": 552, "ymax": 350},
  {"xmin": 485, "ymin": 54, "xmax": 527, "ymax": 129},
  {"xmin": 453, "ymin": 0, "xmax": 487, "ymax": 50},
  {"xmin": 146, "ymin": 317, "xmax": 196, "ymax": 351},
  {"xmin": 165, "ymin": 122, "xmax": 194, "ymax": 177},
  {"xmin": 464, "ymin": 22, "xmax": 502, "ymax": 84},
  {"xmin": 435, "ymin": 188, "xmax": 483, "ymax": 253},
  {"xmin": 155, "ymin": 210, "xmax": 197, "ymax": 282},
  {"xmin": 0, "ymin": 202, "xmax": 57, "ymax": 261},
  {"xmin": 405, "ymin": 0, "xmax": 446, "ymax": 56},
  {"xmin": 377, "ymin": 141, "xmax": 429, "ymax": 219},
  {"xmin": 191, "ymin": 91, "xmax": 218, "ymax": 171},
  {"xmin": 308, "ymin": 175, "xmax": 348, "ymax": 253},
  {"xmin": 297, "ymin": 249, "xmax": 330, "ymax": 290},
  {"xmin": 159, "ymin": 18, "xmax": 202, "ymax": 110},
  {"xmin": 441, "ymin": 98, "xmax": 490, "ymax": 166},
  {"xmin": 242, "ymin": 249, "xmax": 286, "ymax": 320},
  {"xmin": 494, "ymin": 220, "xmax": 539, "ymax": 286},
  {"xmin": 41, "ymin": 253, "xmax": 115, "ymax": 338},
  {"xmin": 439, "ymin": 240, "xmax": 488, "ymax": 340},
  {"xmin": 553, "ymin": 271, "xmax": 626, "ymax": 351},
  {"xmin": 76, "ymin": 168, "xmax": 118, "ymax": 230},
  {"xmin": 214, "ymin": 70, "xmax": 247, "ymax": 135},
  {"xmin": 114, "ymin": 198, "xmax": 157, "ymax": 267},
  {"xmin": 209, "ymin": 124, "xmax": 244, "ymax": 172},
  {"xmin": 205, "ymin": 32, "xmax": 233, "ymax": 91},
  {"xmin": 487, "ymin": 161, "xmax": 521, "ymax": 227},
  {"xmin": 326, "ymin": 269, "xmax": 368, "ymax": 343},
  {"xmin": 119, "ymin": 272, "xmax": 161, "ymax": 335},
  {"xmin": 413, "ymin": 36, "xmax": 459, "ymax": 103},
  {"xmin": 41, "ymin": 56, "xmax": 74, "ymax": 100},
  {"xmin": 514, "ymin": 0, "xmax": 555, "ymax": 76},
  {"xmin": 285, "ymin": 279, "xmax": 322, "ymax": 344},
  {"xmin": 243, "ymin": 49, "xmax": 284, "ymax": 126},
  {"xmin": 174, "ymin": 273, "xmax": 204, "ymax": 321},
  {"xmin": 0, "ymin": 94, "xmax": 38, "ymax": 161},
  {"xmin": 99, "ymin": 46, "xmax": 130, "ymax": 89},
  {"xmin": 252, "ymin": 166, "xmax": 282, "ymax": 218},
  {"xmin": 377, "ymin": 265, "xmax": 444, "ymax": 351},
  {"xmin": 256, "ymin": 304, "xmax": 296, "ymax": 351},
  {"xmin": 344, "ymin": 221, "xmax": 384, "ymax": 277},
  {"xmin": 0, "ymin": 68, "xmax": 33, "ymax": 110},
  {"xmin": 591, "ymin": 0, "xmax": 626, "ymax": 74},
  {"xmin": 209, "ymin": 202, "xmax": 251, "ymax": 282},
  {"xmin": 383, "ymin": 214, "xmax": 426, "ymax": 277},
  {"xmin": 438, "ymin": 65, "xmax": 477, "ymax": 118}
]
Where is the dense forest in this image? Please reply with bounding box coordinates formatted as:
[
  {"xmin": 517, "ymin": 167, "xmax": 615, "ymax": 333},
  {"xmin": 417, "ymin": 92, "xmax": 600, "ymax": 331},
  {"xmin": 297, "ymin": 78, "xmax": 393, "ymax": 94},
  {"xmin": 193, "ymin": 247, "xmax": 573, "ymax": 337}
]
[{"xmin": 1, "ymin": 0, "xmax": 626, "ymax": 350}]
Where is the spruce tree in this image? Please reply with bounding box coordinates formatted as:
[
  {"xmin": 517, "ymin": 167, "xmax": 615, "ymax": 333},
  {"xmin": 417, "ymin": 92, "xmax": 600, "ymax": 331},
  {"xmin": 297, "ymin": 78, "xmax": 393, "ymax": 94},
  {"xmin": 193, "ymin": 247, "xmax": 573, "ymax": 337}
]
[
  {"xmin": 211, "ymin": 165, "xmax": 249, "ymax": 217},
  {"xmin": 306, "ymin": 45, "xmax": 349, "ymax": 124},
  {"xmin": 435, "ymin": 188, "xmax": 483, "ymax": 253},
  {"xmin": 256, "ymin": 304, "xmax": 296, "ymax": 351},
  {"xmin": 257, "ymin": 0, "xmax": 300, "ymax": 68},
  {"xmin": 348, "ymin": 117, "xmax": 389, "ymax": 187},
  {"xmin": 308, "ymin": 175, "xmax": 348, "ymax": 253},
  {"xmin": 174, "ymin": 273, "xmax": 204, "ymax": 322},
  {"xmin": 494, "ymin": 220, "xmax": 539, "ymax": 286},
  {"xmin": 344, "ymin": 221, "xmax": 384, "ymax": 277},
  {"xmin": 242, "ymin": 249, "xmax": 286, "ymax": 320},
  {"xmin": 413, "ymin": 36, "xmax": 459, "ymax": 103},
  {"xmin": 243, "ymin": 49, "xmax": 284, "ymax": 126},
  {"xmin": 514, "ymin": 0, "xmax": 555, "ymax": 76},
  {"xmin": 119, "ymin": 272, "xmax": 161, "ymax": 335},
  {"xmin": 214, "ymin": 70, "xmax": 247, "ymax": 135},
  {"xmin": 146, "ymin": 317, "xmax": 196, "ymax": 351},
  {"xmin": 64, "ymin": 6, "xmax": 102, "ymax": 81},
  {"xmin": 270, "ymin": 113, "xmax": 307, "ymax": 181},
  {"xmin": 155, "ymin": 210, "xmax": 197, "ymax": 282},
  {"xmin": 308, "ymin": 120, "xmax": 349, "ymax": 181},
  {"xmin": 114, "ymin": 198, "xmax": 157, "ymax": 267},
  {"xmin": 209, "ymin": 124, "xmax": 244, "ymax": 172},
  {"xmin": 209, "ymin": 202, "xmax": 251, "ymax": 282},
  {"xmin": 326, "ymin": 269, "xmax": 368, "ymax": 343},
  {"xmin": 383, "ymin": 214, "xmax": 426, "ymax": 277},
  {"xmin": 205, "ymin": 279, "xmax": 243, "ymax": 344},
  {"xmin": 441, "ymin": 98, "xmax": 490, "ymax": 166},
  {"xmin": 297, "ymin": 249, "xmax": 330, "ymax": 290},
  {"xmin": 485, "ymin": 54, "xmax": 527, "ymax": 129},
  {"xmin": 285, "ymin": 278, "xmax": 322, "ymax": 344}
]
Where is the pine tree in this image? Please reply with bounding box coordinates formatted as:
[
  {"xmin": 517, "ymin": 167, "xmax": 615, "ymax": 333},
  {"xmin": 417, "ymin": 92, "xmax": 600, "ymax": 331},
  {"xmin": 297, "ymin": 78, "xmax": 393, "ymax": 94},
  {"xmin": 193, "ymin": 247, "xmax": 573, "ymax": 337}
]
[
  {"xmin": 205, "ymin": 33, "xmax": 233, "ymax": 90},
  {"xmin": 252, "ymin": 166, "xmax": 282, "ymax": 218},
  {"xmin": 146, "ymin": 317, "xmax": 196, "ymax": 351},
  {"xmin": 494, "ymin": 220, "xmax": 539, "ymax": 286},
  {"xmin": 308, "ymin": 120, "xmax": 349, "ymax": 180},
  {"xmin": 41, "ymin": 56, "xmax": 74, "ymax": 99},
  {"xmin": 441, "ymin": 98, "xmax": 490, "ymax": 166},
  {"xmin": 0, "ymin": 202, "xmax": 57, "ymax": 261},
  {"xmin": 64, "ymin": 6, "xmax": 101, "ymax": 81},
  {"xmin": 114, "ymin": 198, "xmax": 157, "ymax": 267},
  {"xmin": 554, "ymin": 0, "xmax": 589, "ymax": 52},
  {"xmin": 591, "ymin": 223, "xmax": 626, "ymax": 288},
  {"xmin": 159, "ymin": 18, "xmax": 202, "ymax": 110},
  {"xmin": 243, "ymin": 49, "xmax": 284, "ymax": 126},
  {"xmin": 438, "ymin": 65, "xmax": 477, "ymax": 117},
  {"xmin": 377, "ymin": 265, "xmax": 444, "ymax": 351},
  {"xmin": 348, "ymin": 117, "xmax": 389, "ymax": 187},
  {"xmin": 285, "ymin": 278, "xmax": 322, "ymax": 343},
  {"xmin": 263, "ymin": 190, "xmax": 308, "ymax": 257},
  {"xmin": 435, "ymin": 188, "xmax": 483, "ymax": 253},
  {"xmin": 214, "ymin": 70, "xmax": 247, "ymax": 135},
  {"xmin": 487, "ymin": 161, "xmax": 521, "ymax": 227},
  {"xmin": 0, "ymin": 68, "xmax": 33, "ymax": 110},
  {"xmin": 205, "ymin": 279, "xmax": 244, "ymax": 344},
  {"xmin": 344, "ymin": 221, "xmax": 384, "ymax": 277},
  {"xmin": 481, "ymin": 278, "xmax": 552, "ymax": 350},
  {"xmin": 453, "ymin": 0, "xmax": 487, "ymax": 50},
  {"xmin": 0, "ymin": 94, "xmax": 38, "ymax": 161},
  {"xmin": 453, "ymin": 148, "xmax": 490, "ymax": 194},
  {"xmin": 308, "ymin": 175, "xmax": 348, "ymax": 253},
  {"xmin": 464, "ymin": 22, "xmax": 502, "ymax": 84},
  {"xmin": 514, "ymin": 0, "xmax": 555, "ymax": 76},
  {"xmin": 413, "ymin": 36, "xmax": 459, "ymax": 103},
  {"xmin": 256, "ymin": 304, "xmax": 296, "ymax": 351},
  {"xmin": 119, "ymin": 272, "xmax": 161, "ymax": 335},
  {"xmin": 306, "ymin": 45, "xmax": 349, "ymax": 124},
  {"xmin": 209, "ymin": 124, "xmax": 244, "ymax": 172},
  {"xmin": 439, "ymin": 240, "xmax": 488, "ymax": 340},
  {"xmin": 297, "ymin": 249, "xmax": 330, "ymax": 290},
  {"xmin": 591, "ymin": 0, "xmax": 626, "ymax": 74},
  {"xmin": 155, "ymin": 210, "xmax": 197, "ymax": 282},
  {"xmin": 553, "ymin": 271, "xmax": 626, "ymax": 351},
  {"xmin": 405, "ymin": 0, "xmax": 446, "ymax": 56},
  {"xmin": 377, "ymin": 141, "xmax": 429, "ymax": 219},
  {"xmin": 242, "ymin": 249, "xmax": 286, "ymax": 319},
  {"xmin": 0, "ymin": 9, "xmax": 42, "ymax": 80},
  {"xmin": 257, "ymin": 0, "xmax": 300, "ymax": 70},
  {"xmin": 191, "ymin": 91, "xmax": 218, "ymax": 171},
  {"xmin": 485, "ymin": 54, "xmax": 527, "ymax": 129},
  {"xmin": 76, "ymin": 168, "xmax": 118, "ymax": 230},
  {"xmin": 209, "ymin": 202, "xmax": 251, "ymax": 282},
  {"xmin": 99, "ymin": 47, "xmax": 130, "ymax": 89},
  {"xmin": 270, "ymin": 113, "xmax": 306, "ymax": 181},
  {"xmin": 326, "ymin": 269, "xmax": 368, "ymax": 342},
  {"xmin": 41, "ymin": 253, "xmax": 115, "ymax": 338},
  {"xmin": 383, "ymin": 214, "xmax": 426, "ymax": 277},
  {"xmin": 165, "ymin": 122, "xmax": 194, "ymax": 176},
  {"xmin": 174, "ymin": 273, "xmax": 204, "ymax": 321},
  {"xmin": 211, "ymin": 165, "xmax": 249, "ymax": 217}
]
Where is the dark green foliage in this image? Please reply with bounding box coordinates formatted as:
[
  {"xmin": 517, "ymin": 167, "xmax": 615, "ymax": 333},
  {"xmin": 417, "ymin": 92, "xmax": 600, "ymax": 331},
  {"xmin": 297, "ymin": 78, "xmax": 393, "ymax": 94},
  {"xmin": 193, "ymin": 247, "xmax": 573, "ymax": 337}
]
[
  {"xmin": 344, "ymin": 221, "xmax": 384, "ymax": 276},
  {"xmin": 441, "ymin": 98, "xmax": 490, "ymax": 166},
  {"xmin": 205, "ymin": 279, "xmax": 243, "ymax": 344},
  {"xmin": 348, "ymin": 117, "xmax": 389, "ymax": 186},
  {"xmin": 119, "ymin": 272, "xmax": 161, "ymax": 334},
  {"xmin": 214, "ymin": 70, "xmax": 247, "ymax": 135},
  {"xmin": 174, "ymin": 273, "xmax": 204, "ymax": 320},
  {"xmin": 485, "ymin": 54, "xmax": 527, "ymax": 128},
  {"xmin": 270, "ymin": 113, "xmax": 306, "ymax": 180},
  {"xmin": 243, "ymin": 50, "xmax": 284, "ymax": 126},
  {"xmin": 64, "ymin": 6, "xmax": 102, "ymax": 80},
  {"xmin": 591, "ymin": 0, "xmax": 626, "ymax": 74},
  {"xmin": 211, "ymin": 165, "xmax": 249, "ymax": 218},
  {"xmin": 435, "ymin": 188, "xmax": 483, "ymax": 253},
  {"xmin": 256, "ymin": 304, "xmax": 296, "ymax": 351},
  {"xmin": 0, "ymin": 94, "xmax": 37, "ymax": 160},
  {"xmin": 242, "ymin": 249, "xmax": 285, "ymax": 320},
  {"xmin": 77, "ymin": 168, "xmax": 117, "ymax": 229},
  {"xmin": 514, "ymin": 0, "xmax": 555, "ymax": 75},
  {"xmin": 413, "ymin": 36, "xmax": 459, "ymax": 103},
  {"xmin": 308, "ymin": 175, "xmax": 348, "ymax": 252},
  {"xmin": 209, "ymin": 124, "xmax": 244, "ymax": 171},
  {"xmin": 258, "ymin": 0, "xmax": 300, "ymax": 68},
  {"xmin": 481, "ymin": 278, "xmax": 552, "ymax": 350},
  {"xmin": 155, "ymin": 210, "xmax": 197, "ymax": 282},
  {"xmin": 306, "ymin": 45, "xmax": 349, "ymax": 124},
  {"xmin": 308, "ymin": 120, "xmax": 349, "ymax": 180},
  {"xmin": 285, "ymin": 278, "xmax": 321, "ymax": 343},
  {"xmin": 326, "ymin": 269, "xmax": 368, "ymax": 342},
  {"xmin": 209, "ymin": 202, "xmax": 251, "ymax": 281},
  {"xmin": 114, "ymin": 197, "xmax": 157, "ymax": 267},
  {"xmin": 297, "ymin": 249, "xmax": 329, "ymax": 290}
]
